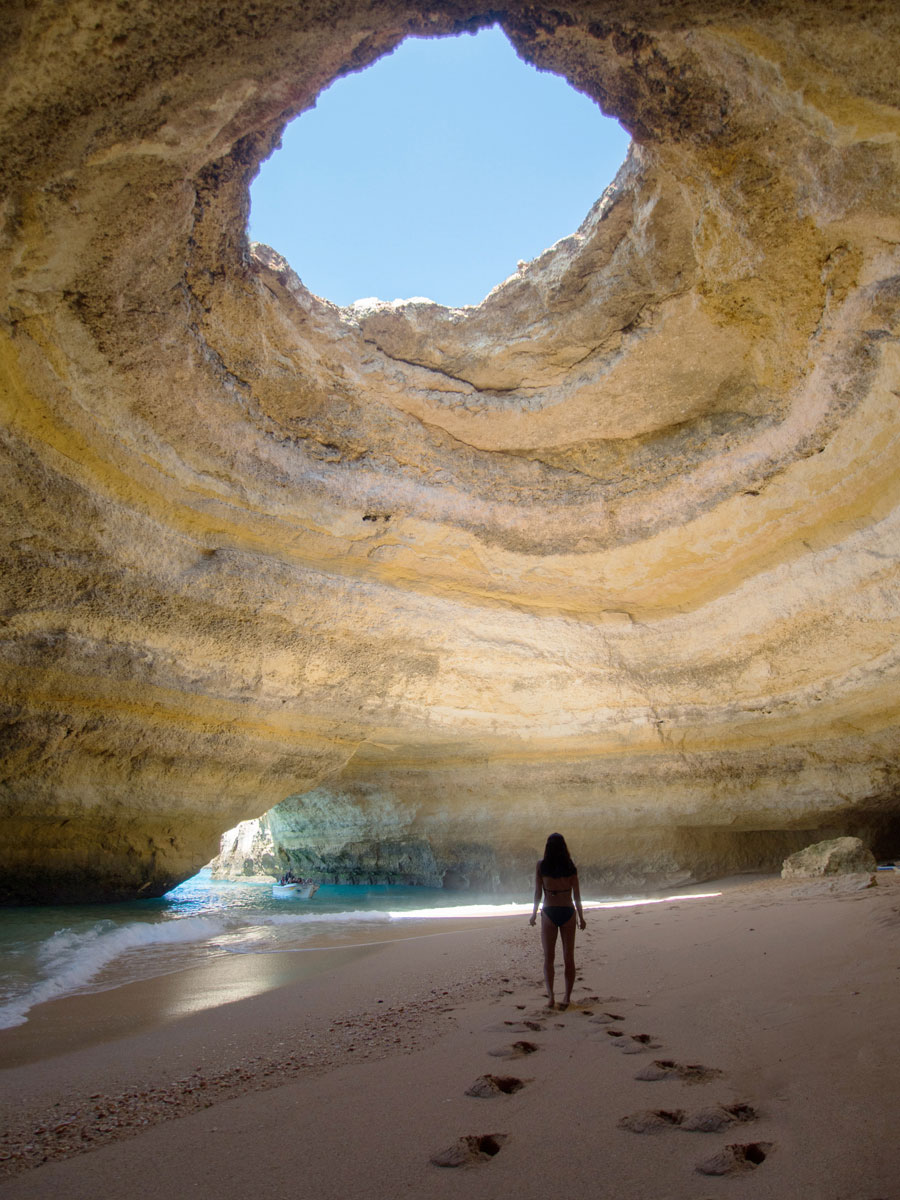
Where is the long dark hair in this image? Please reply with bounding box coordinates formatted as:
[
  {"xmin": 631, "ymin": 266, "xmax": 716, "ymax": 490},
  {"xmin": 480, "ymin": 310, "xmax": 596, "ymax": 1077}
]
[{"xmin": 539, "ymin": 832, "xmax": 576, "ymax": 878}]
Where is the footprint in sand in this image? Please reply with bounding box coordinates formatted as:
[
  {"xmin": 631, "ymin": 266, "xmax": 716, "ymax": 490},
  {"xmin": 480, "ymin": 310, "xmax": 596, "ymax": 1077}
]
[
  {"xmin": 465, "ymin": 1074, "xmax": 528, "ymax": 1098},
  {"xmin": 635, "ymin": 1060, "xmax": 723, "ymax": 1084},
  {"xmin": 430, "ymin": 1133, "xmax": 508, "ymax": 1168},
  {"xmin": 589, "ymin": 1012, "xmax": 625, "ymax": 1024},
  {"xmin": 695, "ymin": 1141, "xmax": 773, "ymax": 1175},
  {"xmin": 500, "ymin": 1019, "xmax": 544, "ymax": 1032},
  {"xmin": 613, "ymin": 1032, "xmax": 663, "ymax": 1054},
  {"xmin": 618, "ymin": 1103, "xmax": 757, "ymax": 1134},
  {"xmin": 680, "ymin": 1103, "xmax": 757, "ymax": 1132},
  {"xmin": 617, "ymin": 1109, "xmax": 686, "ymax": 1134},
  {"xmin": 488, "ymin": 1040, "xmax": 540, "ymax": 1060}
]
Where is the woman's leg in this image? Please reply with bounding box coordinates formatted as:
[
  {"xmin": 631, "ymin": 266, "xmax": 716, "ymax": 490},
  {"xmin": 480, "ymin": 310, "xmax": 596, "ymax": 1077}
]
[
  {"xmin": 540, "ymin": 913, "xmax": 559, "ymax": 1007},
  {"xmin": 558, "ymin": 914, "xmax": 577, "ymax": 1007}
]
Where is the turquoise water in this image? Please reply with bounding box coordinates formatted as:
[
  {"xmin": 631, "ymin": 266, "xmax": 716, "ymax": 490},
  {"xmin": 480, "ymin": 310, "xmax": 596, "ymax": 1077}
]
[
  {"xmin": 0, "ymin": 870, "xmax": 534, "ymax": 1029},
  {"xmin": 0, "ymin": 871, "xmax": 724, "ymax": 1030}
]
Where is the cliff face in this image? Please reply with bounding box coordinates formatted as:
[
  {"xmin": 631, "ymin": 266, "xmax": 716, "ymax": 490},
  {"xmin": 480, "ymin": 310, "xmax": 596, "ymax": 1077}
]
[{"xmin": 2, "ymin": 0, "xmax": 899, "ymax": 902}]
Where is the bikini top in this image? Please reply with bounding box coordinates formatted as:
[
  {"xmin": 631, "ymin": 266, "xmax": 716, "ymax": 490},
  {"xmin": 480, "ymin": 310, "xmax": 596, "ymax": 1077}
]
[{"xmin": 541, "ymin": 873, "xmax": 576, "ymax": 898}]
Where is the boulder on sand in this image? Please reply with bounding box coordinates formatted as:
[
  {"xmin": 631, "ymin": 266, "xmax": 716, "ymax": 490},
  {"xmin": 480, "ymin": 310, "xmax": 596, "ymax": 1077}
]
[{"xmin": 781, "ymin": 837, "xmax": 877, "ymax": 881}]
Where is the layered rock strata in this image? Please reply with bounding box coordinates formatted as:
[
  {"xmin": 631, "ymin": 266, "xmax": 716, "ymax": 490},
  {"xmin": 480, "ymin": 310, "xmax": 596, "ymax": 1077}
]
[{"xmin": 1, "ymin": 0, "xmax": 899, "ymax": 901}]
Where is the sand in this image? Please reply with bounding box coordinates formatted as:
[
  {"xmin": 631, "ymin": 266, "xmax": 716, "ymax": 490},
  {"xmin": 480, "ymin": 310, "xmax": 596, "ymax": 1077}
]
[{"xmin": 1, "ymin": 874, "xmax": 898, "ymax": 1199}]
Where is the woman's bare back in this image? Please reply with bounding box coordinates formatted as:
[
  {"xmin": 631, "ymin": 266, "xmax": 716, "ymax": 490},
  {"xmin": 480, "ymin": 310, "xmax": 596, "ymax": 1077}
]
[{"xmin": 540, "ymin": 871, "xmax": 577, "ymax": 904}]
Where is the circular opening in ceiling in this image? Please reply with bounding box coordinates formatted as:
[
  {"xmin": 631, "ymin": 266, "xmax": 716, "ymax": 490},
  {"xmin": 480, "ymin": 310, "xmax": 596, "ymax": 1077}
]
[{"xmin": 249, "ymin": 25, "xmax": 631, "ymax": 309}]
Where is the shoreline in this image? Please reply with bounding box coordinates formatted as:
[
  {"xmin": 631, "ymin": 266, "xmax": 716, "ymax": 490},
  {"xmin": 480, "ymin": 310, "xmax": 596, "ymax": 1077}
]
[
  {"xmin": 0, "ymin": 878, "xmax": 739, "ymax": 1055},
  {"xmin": 1, "ymin": 874, "xmax": 898, "ymax": 1198},
  {"xmin": 0, "ymin": 914, "xmax": 533, "ymax": 1071},
  {"xmin": 0, "ymin": 913, "xmax": 528, "ymax": 1181},
  {"xmin": 0, "ymin": 913, "xmax": 523, "ymax": 1069}
]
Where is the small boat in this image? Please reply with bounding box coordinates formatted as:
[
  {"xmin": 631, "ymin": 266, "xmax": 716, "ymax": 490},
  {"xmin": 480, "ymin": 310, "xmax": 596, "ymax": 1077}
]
[{"xmin": 272, "ymin": 879, "xmax": 320, "ymax": 899}]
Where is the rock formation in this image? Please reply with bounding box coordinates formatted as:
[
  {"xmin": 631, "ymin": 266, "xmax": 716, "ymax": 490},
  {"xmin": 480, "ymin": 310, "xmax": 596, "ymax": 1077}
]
[
  {"xmin": 781, "ymin": 836, "xmax": 877, "ymax": 881},
  {"xmin": 208, "ymin": 818, "xmax": 280, "ymax": 881},
  {"xmin": 1, "ymin": 0, "xmax": 899, "ymax": 902}
]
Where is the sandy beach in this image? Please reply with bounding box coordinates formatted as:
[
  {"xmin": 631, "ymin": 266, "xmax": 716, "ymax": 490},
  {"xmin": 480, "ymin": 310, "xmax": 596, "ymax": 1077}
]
[{"xmin": 1, "ymin": 874, "xmax": 898, "ymax": 1200}]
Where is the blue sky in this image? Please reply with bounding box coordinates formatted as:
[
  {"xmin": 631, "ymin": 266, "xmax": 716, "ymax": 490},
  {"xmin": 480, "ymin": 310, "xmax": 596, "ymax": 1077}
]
[{"xmin": 249, "ymin": 26, "xmax": 630, "ymax": 308}]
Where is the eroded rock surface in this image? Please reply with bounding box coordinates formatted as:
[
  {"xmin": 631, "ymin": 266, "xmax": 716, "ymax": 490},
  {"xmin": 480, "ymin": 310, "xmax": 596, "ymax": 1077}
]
[
  {"xmin": 1, "ymin": 0, "xmax": 899, "ymax": 901},
  {"xmin": 781, "ymin": 836, "xmax": 878, "ymax": 880},
  {"xmin": 208, "ymin": 819, "xmax": 280, "ymax": 881}
]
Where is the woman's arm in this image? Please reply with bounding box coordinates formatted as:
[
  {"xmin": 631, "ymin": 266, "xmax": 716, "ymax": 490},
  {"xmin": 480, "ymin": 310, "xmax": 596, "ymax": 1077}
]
[
  {"xmin": 529, "ymin": 864, "xmax": 542, "ymax": 925},
  {"xmin": 573, "ymin": 875, "xmax": 586, "ymax": 929}
]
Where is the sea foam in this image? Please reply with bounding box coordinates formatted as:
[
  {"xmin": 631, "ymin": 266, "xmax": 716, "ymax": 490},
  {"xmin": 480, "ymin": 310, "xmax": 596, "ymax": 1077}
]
[
  {"xmin": 0, "ymin": 914, "xmax": 229, "ymax": 1030},
  {"xmin": 0, "ymin": 904, "xmax": 516, "ymax": 1028},
  {"xmin": 0, "ymin": 889, "xmax": 720, "ymax": 1029},
  {"xmin": 0, "ymin": 909, "xmax": 412, "ymax": 1028}
]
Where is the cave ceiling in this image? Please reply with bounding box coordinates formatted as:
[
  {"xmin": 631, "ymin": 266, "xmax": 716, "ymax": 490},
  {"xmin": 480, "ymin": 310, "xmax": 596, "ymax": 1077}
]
[{"xmin": 1, "ymin": 0, "xmax": 899, "ymax": 901}]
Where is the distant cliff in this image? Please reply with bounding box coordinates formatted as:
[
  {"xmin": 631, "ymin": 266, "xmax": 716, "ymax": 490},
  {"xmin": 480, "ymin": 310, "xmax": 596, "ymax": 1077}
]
[{"xmin": 208, "ymin": 819, "xmax": 281, "ymax": 882}]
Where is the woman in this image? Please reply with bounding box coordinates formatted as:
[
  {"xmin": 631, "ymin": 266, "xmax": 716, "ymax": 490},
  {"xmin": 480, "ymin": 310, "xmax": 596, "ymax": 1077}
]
[{"xmin": 529, "ymin": 832, "xmax": 586, "ymax": 1009}]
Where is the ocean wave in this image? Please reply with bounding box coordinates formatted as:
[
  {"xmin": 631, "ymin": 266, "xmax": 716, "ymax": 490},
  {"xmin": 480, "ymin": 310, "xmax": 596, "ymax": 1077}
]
[
  {"xmin": 0, "ymin": 902, "xmax": 529, "ymax": 1028},
  {"xmin": 388, "ymin": 902, "xmax": 531, "ymax": 920},
  {"xmin": 264, "ymin": 909, "xmax": 395, "ymax": 926},
  {"xmin": 260, "ymin": 902, "xmax": 533, "ymax": 926},
  {"xmin": 1, "ymin": 891, "xmax": 713, "ymax": 1029},
  {"xmin": 0, "ymin": 914, "xmax": 230, "ymax": 1030},
  {"xmin": 0, "ymin": 908, "xmax": 435, "ymax": 1028}
]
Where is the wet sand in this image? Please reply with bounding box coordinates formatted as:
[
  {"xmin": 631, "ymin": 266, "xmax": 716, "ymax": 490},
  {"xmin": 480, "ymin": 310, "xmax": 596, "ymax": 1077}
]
[{"xmin": 1, "ymin": 876, "xmax": 899, "ymax": 1199}]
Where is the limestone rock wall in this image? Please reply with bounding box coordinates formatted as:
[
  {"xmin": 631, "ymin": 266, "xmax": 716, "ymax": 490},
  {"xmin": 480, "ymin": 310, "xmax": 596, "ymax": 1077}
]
[
  {"xmin": 1, "ymin": 0, "xmax": 899, "ymax": 901},
  {"xmin": 208, "ymin": 818, "xmax": 281, "ymax": 881}
]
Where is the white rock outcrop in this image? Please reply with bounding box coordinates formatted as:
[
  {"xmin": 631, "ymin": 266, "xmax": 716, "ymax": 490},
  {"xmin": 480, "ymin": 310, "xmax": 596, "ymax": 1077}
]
[{"xmin": 781, "ymin": 837, "xmax": 877, "ymax": 881}]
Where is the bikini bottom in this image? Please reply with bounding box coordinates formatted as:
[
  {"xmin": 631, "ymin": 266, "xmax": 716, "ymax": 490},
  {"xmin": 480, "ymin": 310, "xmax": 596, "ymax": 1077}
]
[{"xmin": 542, "ymin": 905, "xmax": 576, "ymax": 927}]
